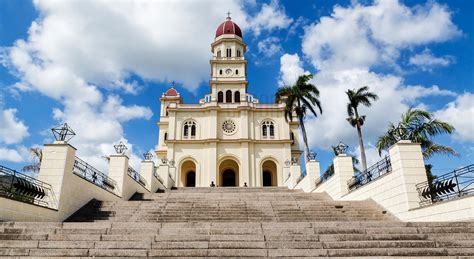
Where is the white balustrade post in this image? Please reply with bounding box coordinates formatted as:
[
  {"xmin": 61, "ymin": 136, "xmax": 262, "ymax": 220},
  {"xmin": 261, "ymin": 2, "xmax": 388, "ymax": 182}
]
[
  {"xmin": 389, "ymin": 140, "xmax": 427, "ymax": 210},
  {"xmin": 305, "ymin": 160, "xmax": 320, "ymax": 192},
  {"xmin": 157, "ymin": 164, "xmax": 170, "ymax": 190},
  {"xmin": 38, "ymin": 141, "xmax": 77, "ymax": 209},
  {"xmin": 108, "ymin": 155, "xmax": 130, "ymax": 200},
  {"xmin": 332, "ymin": 154, "xmax": 355, "ymax": 197},
  {"xmin": 168, "ymin": 166, "xmax": 177, "ymax": 189},
  {"xmin": 283, "ymin": 166, "xmax": 291, "ymax": 187},
  {"xmin": 289, "ymin": 165, "xmax": 301, "ymax": 189},
  {"xmin": 140, "ymin": 160, "xmax": 156, "ymax": 192}
]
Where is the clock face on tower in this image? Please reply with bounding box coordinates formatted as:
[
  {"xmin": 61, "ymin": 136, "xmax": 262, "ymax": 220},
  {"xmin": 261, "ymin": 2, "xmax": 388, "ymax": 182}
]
[{"xmin": 225, "ymin": 68, "xmax": 232, "ymax": 75}]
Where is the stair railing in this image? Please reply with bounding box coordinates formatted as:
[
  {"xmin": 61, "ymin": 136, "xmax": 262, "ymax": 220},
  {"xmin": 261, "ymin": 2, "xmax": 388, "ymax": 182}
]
[
  {"xmin": 0, "ymin": 164, "xmax": 57, "ymax": 209},
  {"xmin": 416, "ymin": 164, "xmax": 474, "ymax": 207}
]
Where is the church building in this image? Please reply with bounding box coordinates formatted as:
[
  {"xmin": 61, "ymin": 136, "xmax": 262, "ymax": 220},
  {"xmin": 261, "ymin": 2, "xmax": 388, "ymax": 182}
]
[{"xmin": 156, "ymin": 16, "xmax": 302, "ymax": 187}]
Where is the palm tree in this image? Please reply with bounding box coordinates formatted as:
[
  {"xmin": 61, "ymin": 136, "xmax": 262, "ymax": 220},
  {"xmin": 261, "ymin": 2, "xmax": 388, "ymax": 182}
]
[
  {"xmin": 276, "ymin": 74, "xmax": 322, "ymax": 160},
  {"xmin": 376, "ymin": 108, "xmax": 458, "ymax": 158},
  {"xmin": 346, "ymin": 86, "xmax": 378, "ymax": 172},
  {"xmin": 21, "ymin": 147, "xmax": 43, "ymax": 175}
]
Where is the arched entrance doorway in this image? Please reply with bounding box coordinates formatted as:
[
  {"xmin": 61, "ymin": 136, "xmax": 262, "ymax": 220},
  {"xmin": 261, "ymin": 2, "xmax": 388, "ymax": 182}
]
[
  {"xmin": 180, "ymin": 160, "xmax": 197, "ymax": 187},
  {"xmin": 262, "ymin": 171, "xmax": 272, "ymax": 186},
  {"xmin": 222, "ymin": 169, "xmax": 236, "ymax": 187},
  {"xmin": 262, "ymin": 160, "xmax": 277, "ymax": 186},
  {"xmin": 186, "ymin": 171, "xmax": 196, "ymax": 187},
  {"xmin": 218, "ymin": 158, "xmax": 239, "ymax": 187}
]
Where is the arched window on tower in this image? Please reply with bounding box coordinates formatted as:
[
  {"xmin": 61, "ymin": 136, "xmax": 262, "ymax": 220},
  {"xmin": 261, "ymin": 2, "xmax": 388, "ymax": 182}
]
[
  {"xmin": 183, "ymin": 121, "xmax": 197, "ymax": 139},
  {"xmin": 262, "ymin": 120, "xmax": 275, "ymax": 139},
  {"xmin": 191, "ymin": 124, "xmax": 196, "ymax": 138},
  {"xmin": 219, "ymin": 69, "xmax": 223, "ymax": 75},
  {"xmin": 164, "ymin": 132, "xmax": 168, "ymax": 141},
  {"xmin": 290, "ymin": 132, "xmax": 295, "ymax": 145},
  {"xmin": 235, "ymin": 69, "xmax": 239, "ymax": 75},
  {"xmin": 226, "ymin": 90, "xmax": 232, "ymax": 103},
  {"xmin": 237, "ymin": 50, "xmax": 241, "ymax": 57},
  {"xmin": 226, "ymin": 48, "xmax": 231, "ymax": 57},
  {"xmin": 217, "ymin": 50, "xmax": 221, "ymax": 58},
  {"xmin": 218, "ymin": 91, "xmax": 223, "ymax": 103},
  {"xmin": 234, "ymin": 91, "xmax": 240, "ymax": 103}
]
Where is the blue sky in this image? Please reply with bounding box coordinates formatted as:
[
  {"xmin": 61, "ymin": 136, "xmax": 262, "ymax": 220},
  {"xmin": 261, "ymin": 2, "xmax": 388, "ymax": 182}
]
[{"xmin": 0, "ymin": 0, "xmax": 472, "ymax": 176}]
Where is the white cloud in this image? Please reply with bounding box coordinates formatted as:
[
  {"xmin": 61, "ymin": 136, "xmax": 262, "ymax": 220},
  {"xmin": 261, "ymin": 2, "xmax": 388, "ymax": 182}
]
[
  {"xmin": 3, "ymin": 0, "xmax": 273, "ymax": 170},
  {"xmin": 0, "ymin": 108, "xmax": 29, "ymax": 145},
  {"xmin": 435, "ymin": 92, "xmax": 474, "ymax": 142},
  {"xmin": 294, "ymin": 0, "xmax": 463, "ymax": 153},
  {"xmin": 257, "ymin": 37, "xmax": 282, "ymax": 58},
  {"xmin": 303, "ymin": 68, "xmax": 457, "ymax": 150},
  {"xmin": 302, "ymin": 0, "xmax": 460, "ymax": 71},
  {"xmin": 249, "ymin": 0, "xmax": 293, "ymax": 36},
  {"xmin": 409, "ymin": 49, "xmax": 454, "ymax": 71},
  {"xmin": 278, "ymin": 53, "xmax": 309, "ymax": 86},
  {"xmin": 0, "ymin": 148, "xmax": 24, "ymax": 163}
]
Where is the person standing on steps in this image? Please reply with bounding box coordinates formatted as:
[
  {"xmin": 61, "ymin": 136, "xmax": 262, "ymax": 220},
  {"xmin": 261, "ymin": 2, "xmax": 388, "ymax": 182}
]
[{"xmin": 210, "ymin": 181, "xmax": 215, "ymax": 187}]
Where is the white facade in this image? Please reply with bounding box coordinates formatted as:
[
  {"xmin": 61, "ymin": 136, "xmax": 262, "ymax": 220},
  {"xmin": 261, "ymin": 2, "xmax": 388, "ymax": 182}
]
[{"xmin": 155, "ymin": 18, "xmax": 302, "ymax": 187}]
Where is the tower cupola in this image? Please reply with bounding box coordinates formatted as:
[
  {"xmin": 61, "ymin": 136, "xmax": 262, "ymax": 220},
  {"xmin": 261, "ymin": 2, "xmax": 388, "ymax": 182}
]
[{"xmin": 215, "ymin": 16, "xmax": 242, "ymax": 38}]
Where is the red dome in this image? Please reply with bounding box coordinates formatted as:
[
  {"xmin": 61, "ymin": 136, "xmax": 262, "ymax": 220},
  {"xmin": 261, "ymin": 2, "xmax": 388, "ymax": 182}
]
[
  {"xmin": 215, "ymin": 17, "xmax": 242, "ymax": 38},
  {"xmin": 164, "ymin": 87, "xmax": 178, "ymax": 97}
]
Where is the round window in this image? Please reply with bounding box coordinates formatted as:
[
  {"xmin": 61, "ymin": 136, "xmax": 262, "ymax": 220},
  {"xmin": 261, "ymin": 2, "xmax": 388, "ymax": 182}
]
[{"xmin": 222, "ymin": 120, "xmax": 237, "ymax": 135}]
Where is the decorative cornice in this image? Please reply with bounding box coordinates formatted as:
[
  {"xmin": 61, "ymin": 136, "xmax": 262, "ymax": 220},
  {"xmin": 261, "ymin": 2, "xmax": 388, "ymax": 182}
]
[
  {"xmin": 166, "ymin": 105, "xmax": 285, "ymax": 112},
  {"xmin": 165, "ymin": 138, "xmax": 293, "ymax": 144}
]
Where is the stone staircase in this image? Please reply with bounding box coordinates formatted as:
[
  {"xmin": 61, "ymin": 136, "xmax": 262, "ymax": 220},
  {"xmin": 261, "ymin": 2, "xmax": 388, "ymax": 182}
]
[{"xmin": 1, "ymin": 187, "xmax": 473, "ymax": 257}]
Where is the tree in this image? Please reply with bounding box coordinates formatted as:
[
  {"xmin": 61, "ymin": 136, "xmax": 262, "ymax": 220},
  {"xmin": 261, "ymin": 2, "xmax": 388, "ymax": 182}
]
[
  {"xmin": 376, "ymin": 108, "xmax": 458, "ymax": 159},
  {"xmin": 276, "ymin": 74, "xmax": 322, "ymax": 160},
  {"xmin": 21, "ymin": 147, "xmax": 43, "ymax": 175},
  {"xmin": 346, "ymin": 86, "xmax": 378, "ymax": 172}
]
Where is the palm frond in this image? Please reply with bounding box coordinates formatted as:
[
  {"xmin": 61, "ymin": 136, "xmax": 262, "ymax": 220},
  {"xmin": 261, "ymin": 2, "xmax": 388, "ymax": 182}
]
[{"xmin": 423, "ymin": 143, "xmax": 460, "ymax": 159}]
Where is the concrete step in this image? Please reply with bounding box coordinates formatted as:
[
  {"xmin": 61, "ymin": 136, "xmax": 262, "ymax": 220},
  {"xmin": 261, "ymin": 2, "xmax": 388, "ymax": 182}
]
[{"xmin": 3, "ymin": 187, "xmax": 474, "ymax": 257}]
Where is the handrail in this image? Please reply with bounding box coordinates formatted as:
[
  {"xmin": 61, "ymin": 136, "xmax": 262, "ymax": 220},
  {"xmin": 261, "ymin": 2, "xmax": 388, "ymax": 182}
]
[
  {"xmin": 0, "ymin": 164, "xmax": 57, "ymax": 209},
  {"xmin": 416, "ymin": 164, "xmax": 474, "ymax": 207},
  {"xmin": 347, "ymin": 156, "xmax": 392, "ymax": 192},
  {"xmin": 127, "ymin": 166, "xmax": 147, "ymax": 187},
  {"xmin": 73, "ymin": 156, "xmax": 117, "ymax": 194}
]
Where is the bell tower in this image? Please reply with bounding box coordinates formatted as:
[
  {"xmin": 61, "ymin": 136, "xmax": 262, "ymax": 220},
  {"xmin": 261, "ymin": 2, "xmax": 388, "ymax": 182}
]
[{"xmin": 210, "ymin": 15, "xmax": 248, "ymax": 103}]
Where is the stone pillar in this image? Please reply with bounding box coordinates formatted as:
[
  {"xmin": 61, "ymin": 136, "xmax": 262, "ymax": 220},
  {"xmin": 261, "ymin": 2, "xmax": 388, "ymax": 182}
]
[
  {"xmin": 140, "ymin": 160, "xmax": 155, "ymax": 192},
  {"xmin": 331, "ymin": 154, "xmax": 355, "ymax": 197},
  {"xmin": 289, "ymin": 165, "xmax": 301, "ymax": 189},
  {"xmin": 108, "ymin": 155, "xmax": 129, "ymax": 200},
  {"xmin": 389, "ymin": 140, "xmax": 427, "ymax": 210},
  {"xmin": 38, "ymin": 141, "xmax": 77, "ymax": 209},
  {"xmin": 305, "ymin": 160, "xmax": 320, "ymax": 192}
]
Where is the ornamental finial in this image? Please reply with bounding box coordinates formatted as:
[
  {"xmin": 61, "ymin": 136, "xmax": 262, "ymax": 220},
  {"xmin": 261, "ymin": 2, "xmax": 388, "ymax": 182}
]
[
  {"xmin": 114, "ymin": 141, "xmax": 128, "ymax": 155},
  {"xmin": 51, "ymin": 123, "xmax": 76, "ymax": 142}
]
